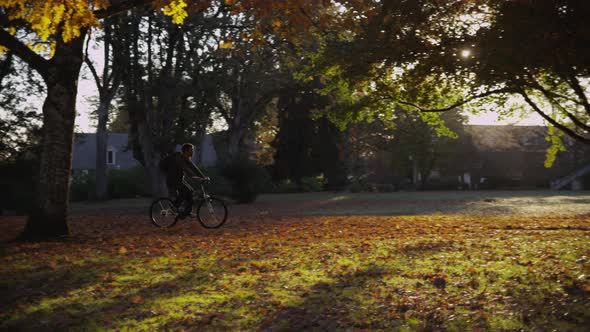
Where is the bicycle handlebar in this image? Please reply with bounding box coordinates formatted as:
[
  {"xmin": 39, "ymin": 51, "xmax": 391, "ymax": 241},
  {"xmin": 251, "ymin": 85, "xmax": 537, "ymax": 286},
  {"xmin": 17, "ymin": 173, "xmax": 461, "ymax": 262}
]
[
  {"xmin": 192, "ymin": 176, "xmax": 210, "ymax": 182},
  {"xmin": 182, "ymin": 177, "xmax": 211, "ymax": 193}
]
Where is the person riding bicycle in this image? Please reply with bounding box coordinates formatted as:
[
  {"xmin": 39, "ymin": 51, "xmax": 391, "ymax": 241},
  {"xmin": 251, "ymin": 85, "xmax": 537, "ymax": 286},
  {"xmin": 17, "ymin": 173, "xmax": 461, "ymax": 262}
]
[{"xmin": 163, "ymin": 143, "xmax": 208, "ymax": 219}]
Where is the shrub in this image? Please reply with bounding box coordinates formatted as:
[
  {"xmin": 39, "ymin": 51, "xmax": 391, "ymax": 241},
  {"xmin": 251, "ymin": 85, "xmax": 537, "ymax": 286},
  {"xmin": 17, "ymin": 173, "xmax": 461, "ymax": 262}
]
[
  {"xmin": 300, "ymin": 176, "xmax": 325, "ymax": 192},
  {"xmin": 375, "ymin": 183, "xmax": 395, "ymax": 192},
  {"xmin": 422, "ymin": 177, "xmax": 461, "ymax": 190},
  {"xmin": 69, "ymin": 167, "xmax": 150, "ymax": 201},
  {"xmin": 480, "ymin": 176, "xmax": 520, "ymax": 190},
  {"xmin": 220, "ymin": 159, "xmax": 271, "ymax": 203},
  {"xmin": 0, "ymin": 158, "xmax": 39, "ymax": 214},
  {"xmin": 349, "ymin": 181, "xmax": 374, "ymax": 193},
  {"xmin": 273, "ymin": 179, "xmax": 299, "ymax": 193},
  {"xmin": 107, "ymin": 167, "xmax": 150, "ymax": 199},
  {"xmin": 197, "ymin": 166, "xmax": 233, "ymax": 197},
  {"xmin": 70, "ymin": 171, "xmax": 96, "ymax": 201}
]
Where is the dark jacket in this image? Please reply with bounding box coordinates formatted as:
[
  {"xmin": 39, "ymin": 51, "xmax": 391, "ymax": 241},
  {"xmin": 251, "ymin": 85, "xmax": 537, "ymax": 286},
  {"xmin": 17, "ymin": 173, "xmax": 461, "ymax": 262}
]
[{"xmin": 166, "ymin": 152, "xmax": 205, "ymax": 186}]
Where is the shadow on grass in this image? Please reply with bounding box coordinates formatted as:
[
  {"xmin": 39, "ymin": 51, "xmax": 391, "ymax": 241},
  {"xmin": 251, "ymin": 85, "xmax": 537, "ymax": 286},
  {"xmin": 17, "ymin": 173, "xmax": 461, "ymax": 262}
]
[
  {"xmin": 0, "ymin": 260, "xmax": 119, "ymax": 313},
  {"xmin": 1, "ymin": 266, "xmax": 214, "ymax": 331},
  {"xmin": 256, "ymin": 266, "xmax": 590, "ymax": 332},
  {"xmin": 508, "ymin": 285, "xmax": 590, "ymax": 330},
  {"xmin": 258, "ymin": 265, "xmax": 396, "ymax": 331}
]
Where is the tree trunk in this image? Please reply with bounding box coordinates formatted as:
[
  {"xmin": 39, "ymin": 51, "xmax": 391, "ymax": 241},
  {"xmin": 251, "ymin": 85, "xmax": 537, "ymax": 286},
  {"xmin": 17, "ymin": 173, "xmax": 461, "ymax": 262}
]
[
  {"xmin": 91, "ymin": 20, "xmax": 121, "ymax": 201},
  {"xmin": 137, "ymin": 120, "xmax": 167, "ymax": 197},
  {"xmin": 95, "ymin": 102, "xmax": 109, "ymax": 200},
  {"xmin": 227, "ymin": 128, "xmax": 245, "ymax": 161},
  {"xmin": 147, "ymin": 159, "xmax": 167, "ymax": 198},
  {"xmin": 22, "ymin": 35, "xmax": 86, "ymax": 240},
  {"xmin": 419, "ymin": 158, "xmax": 435, "ymax": 189}
]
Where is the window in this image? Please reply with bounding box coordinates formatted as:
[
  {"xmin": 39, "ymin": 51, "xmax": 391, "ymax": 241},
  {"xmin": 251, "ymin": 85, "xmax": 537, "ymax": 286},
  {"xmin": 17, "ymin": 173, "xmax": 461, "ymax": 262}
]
[{"xmin": 107, "ymin": 147, "xmax": 116, "ymax": 165}]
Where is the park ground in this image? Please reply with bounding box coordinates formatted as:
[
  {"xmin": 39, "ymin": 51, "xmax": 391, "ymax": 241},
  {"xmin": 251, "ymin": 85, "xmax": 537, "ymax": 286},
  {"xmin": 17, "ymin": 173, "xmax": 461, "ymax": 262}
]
[{"xmin": 1, "ymin": 191, "xmax": 589, "ymax": 331}]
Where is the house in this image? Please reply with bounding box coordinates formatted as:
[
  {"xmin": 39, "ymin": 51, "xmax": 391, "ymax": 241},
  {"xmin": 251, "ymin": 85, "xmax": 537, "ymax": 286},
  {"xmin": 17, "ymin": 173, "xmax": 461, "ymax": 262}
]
[
  {"xmin": 72, "ymin": 133, "xmax": 141, "ymax": 173},
  {"xmin": 71, "ymin": 133, "xmax": 218, "ymax": 173},
  {"xmin": 348, "ymin": 123, "xmax": 590, "ymax": 190},
  {"xmin": 464, "ymin": 125, "xmax": 590, "ymax": 190}
]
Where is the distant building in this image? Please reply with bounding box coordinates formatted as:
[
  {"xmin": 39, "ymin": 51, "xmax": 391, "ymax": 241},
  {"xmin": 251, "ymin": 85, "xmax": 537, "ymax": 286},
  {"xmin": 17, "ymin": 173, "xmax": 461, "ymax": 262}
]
[
  {"xmin": 350, "ymin": 124, "xmax": 590, "ymax": 190},
  {"xmin": 72, "ymin": 133, "xmax": 141, "ymax": 173},
  {"xmin": 198, "ymin": 134, "xmax": 218, "ymax": 167},
  {"xmin": 464, "ymin": 125, "xmax": 590, "ymax": 190},
  {"xmin": 71, "ymin": 133, "xmax": 218, "ymax": 173}
]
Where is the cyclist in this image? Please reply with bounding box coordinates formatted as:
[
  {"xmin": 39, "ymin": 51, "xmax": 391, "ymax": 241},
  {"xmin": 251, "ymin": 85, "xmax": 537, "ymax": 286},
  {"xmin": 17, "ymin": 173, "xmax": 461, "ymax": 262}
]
[{"xmin": 163, "ymin": 143, "xmax": 208, "ymax": 219}]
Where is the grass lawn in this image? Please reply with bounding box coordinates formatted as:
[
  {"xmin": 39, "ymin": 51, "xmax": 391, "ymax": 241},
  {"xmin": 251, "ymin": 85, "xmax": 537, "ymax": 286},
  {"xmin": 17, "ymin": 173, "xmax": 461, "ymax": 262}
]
[{"xmin": 1, "ymin": 191, "xmax": 589, "ymax": 331}]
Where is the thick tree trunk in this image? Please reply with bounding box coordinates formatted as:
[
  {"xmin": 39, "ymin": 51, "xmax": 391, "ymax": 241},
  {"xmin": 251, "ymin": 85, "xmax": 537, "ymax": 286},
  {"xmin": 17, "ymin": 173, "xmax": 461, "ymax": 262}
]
[
  {"xmin": 21, "ymin": 35, "xmax": 86, "ymax": 240},
  {"xmin": 95, "ymin": 102, "xmax": 109, "ymax": 200},
  {"xmin": 147, "ymin": 160, "xmax": 167, "ymax": 198},
  {"xmin": 227, "ymin": 128, "xmax": 245, "ymax": 161},
  {"xmin": 136, "ymin": 120, "xmax": 167, "ymax": 197}
]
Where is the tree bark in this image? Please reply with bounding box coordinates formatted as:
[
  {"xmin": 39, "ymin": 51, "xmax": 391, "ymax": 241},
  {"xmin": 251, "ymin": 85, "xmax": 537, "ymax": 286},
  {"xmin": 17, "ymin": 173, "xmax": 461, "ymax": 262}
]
[
  {"xmin": 90, "ymin": 21, "xmax": 122, "ymax": 201},
  {"xmin": 136, "ymin": 119, "xmax": 167, "ymax": 197},
  {"xmin": 227, "ymin": 127, "xmax": 246, "ymax": 161},
  {"xmin": 95, "ymin": 102, "xmax": 109, "ymax": 200},
  {"xmin": 21, "ymin": 35, "xmax": 86, "ymax": 240}
]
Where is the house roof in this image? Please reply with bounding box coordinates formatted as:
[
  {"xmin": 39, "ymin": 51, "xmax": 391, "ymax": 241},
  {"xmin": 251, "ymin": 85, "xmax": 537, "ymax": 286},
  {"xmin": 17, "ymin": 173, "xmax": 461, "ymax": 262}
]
[{"xmin": 464, "ymin": 125, "xmax": 549, "ymax": 152}]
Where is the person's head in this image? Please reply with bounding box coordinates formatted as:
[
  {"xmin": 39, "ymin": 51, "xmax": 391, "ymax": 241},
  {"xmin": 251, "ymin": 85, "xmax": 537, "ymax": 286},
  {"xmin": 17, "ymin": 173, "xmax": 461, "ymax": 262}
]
[{"xmin": 181, "ymin": 143, "xmax": 194, "ymax": 160}]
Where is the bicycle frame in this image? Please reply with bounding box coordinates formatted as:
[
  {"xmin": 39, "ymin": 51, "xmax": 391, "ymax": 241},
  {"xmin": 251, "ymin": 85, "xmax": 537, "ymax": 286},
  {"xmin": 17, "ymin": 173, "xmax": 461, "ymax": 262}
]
[
  {"xmin": 182, "ymin": 178, "xmax": 219, "ymax": 219},
  {"xmin": 151, "ymin": 177, "xmax": 227, "ymax": 229},
  {"xmin": 181, "ymin": 178, "xmax": 210, "ymax": 201}
]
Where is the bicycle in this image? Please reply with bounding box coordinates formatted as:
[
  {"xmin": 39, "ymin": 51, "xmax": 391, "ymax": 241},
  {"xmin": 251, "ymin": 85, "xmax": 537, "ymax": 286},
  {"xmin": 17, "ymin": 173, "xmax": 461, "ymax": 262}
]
[{"xmin": 150, "ymin": 178, "xmax": 228, "ymax": 229}]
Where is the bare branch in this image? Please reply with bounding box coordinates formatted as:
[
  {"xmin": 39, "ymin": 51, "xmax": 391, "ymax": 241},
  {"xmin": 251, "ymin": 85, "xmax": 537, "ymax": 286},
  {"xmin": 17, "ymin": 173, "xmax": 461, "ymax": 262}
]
[
  {"xmin": 105, "ymin": 59, "xmax": 123, "ymax": 101},
  {"xmin": 84, "ymin": 30, "xmax": 103, "ymax": 94}
]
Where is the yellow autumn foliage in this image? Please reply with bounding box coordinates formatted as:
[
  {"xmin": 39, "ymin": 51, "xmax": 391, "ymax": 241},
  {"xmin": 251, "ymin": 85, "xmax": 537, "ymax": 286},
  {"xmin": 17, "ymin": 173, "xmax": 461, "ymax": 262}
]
[
  {"xmin": 162, "ymin": 0, "xmax": 188, "ymax": 24},
  {"xmin": 0, "ymin": 0, "xmax": 106, "ymax": 42},
  {"xmin": 0, "ymin": 0, "xmax": 188, "ymax": 51},
  {"xmin": 0, "ymin": 0, "xmax": 338, "ymax": 55},
  {"xmin": 219, "ymin": 40, "xmax": 234, "ymax": 49}
]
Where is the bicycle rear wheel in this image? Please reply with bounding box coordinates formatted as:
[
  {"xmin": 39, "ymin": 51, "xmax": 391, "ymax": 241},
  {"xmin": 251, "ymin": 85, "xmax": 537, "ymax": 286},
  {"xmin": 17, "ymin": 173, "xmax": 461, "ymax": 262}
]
[
  {"xmin": 197, "ymin": 196, "xmax": 228, "ymax": 228},
  {"xmin": 150, "ymin": 198, "xmax": 179, "ymax": 228}
]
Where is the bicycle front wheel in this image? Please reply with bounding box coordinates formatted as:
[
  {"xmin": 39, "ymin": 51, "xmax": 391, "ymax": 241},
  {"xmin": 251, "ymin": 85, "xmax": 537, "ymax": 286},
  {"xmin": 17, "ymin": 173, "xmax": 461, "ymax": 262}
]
[
  {"xmin": 197, "ymin": 196, "xmax": 228, "ymax": 228},
  {"xmin": 150, "ymin": 198, "xmax": 179, "ymax": 228}
]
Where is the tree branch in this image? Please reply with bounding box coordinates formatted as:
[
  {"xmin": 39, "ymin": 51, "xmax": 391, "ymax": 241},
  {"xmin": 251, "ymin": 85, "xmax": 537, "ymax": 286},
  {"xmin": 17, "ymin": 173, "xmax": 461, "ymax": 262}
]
[
  {"xmin": 565, "ymin": 71, "xmax": 590, "ymax": 117},
  {"xmin": 298, "ymin": 6, "xmax": 323, "ymax": 32},
  {"xmin": 84, "ymin": 31, "xmax": 103, "ymax": 94},
  {"xmin": 524, "ymin": 75, "xmax": 583, "ymax": 106},
  {"xmin": 520, "ymin": 90, "xmax": 590, "ymax": 145},
  {"xmin": 0, "ymin": 28, "xmax": 48, "ymax": 78},
  {"xmin": 94, "ymin": 0, "xmax": 154, "ymax": 19},
  {"xmin": 531, "ymin": 83, "xmax": 590, "ymax": 132},
  {"xmin": 388, "ymin": 88, "xmax": 514, "ymax": 113},
  {"xmin": 105, "ymin": 68, "xmax": 123, "ymax": 102}
]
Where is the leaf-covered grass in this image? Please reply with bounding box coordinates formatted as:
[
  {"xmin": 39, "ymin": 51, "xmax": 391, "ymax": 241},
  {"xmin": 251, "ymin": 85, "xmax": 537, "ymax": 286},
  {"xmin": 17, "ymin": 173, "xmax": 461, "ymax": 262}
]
[{"xmin": 1, "ymin": 194, "xmax": 589, "ymax": 331}]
